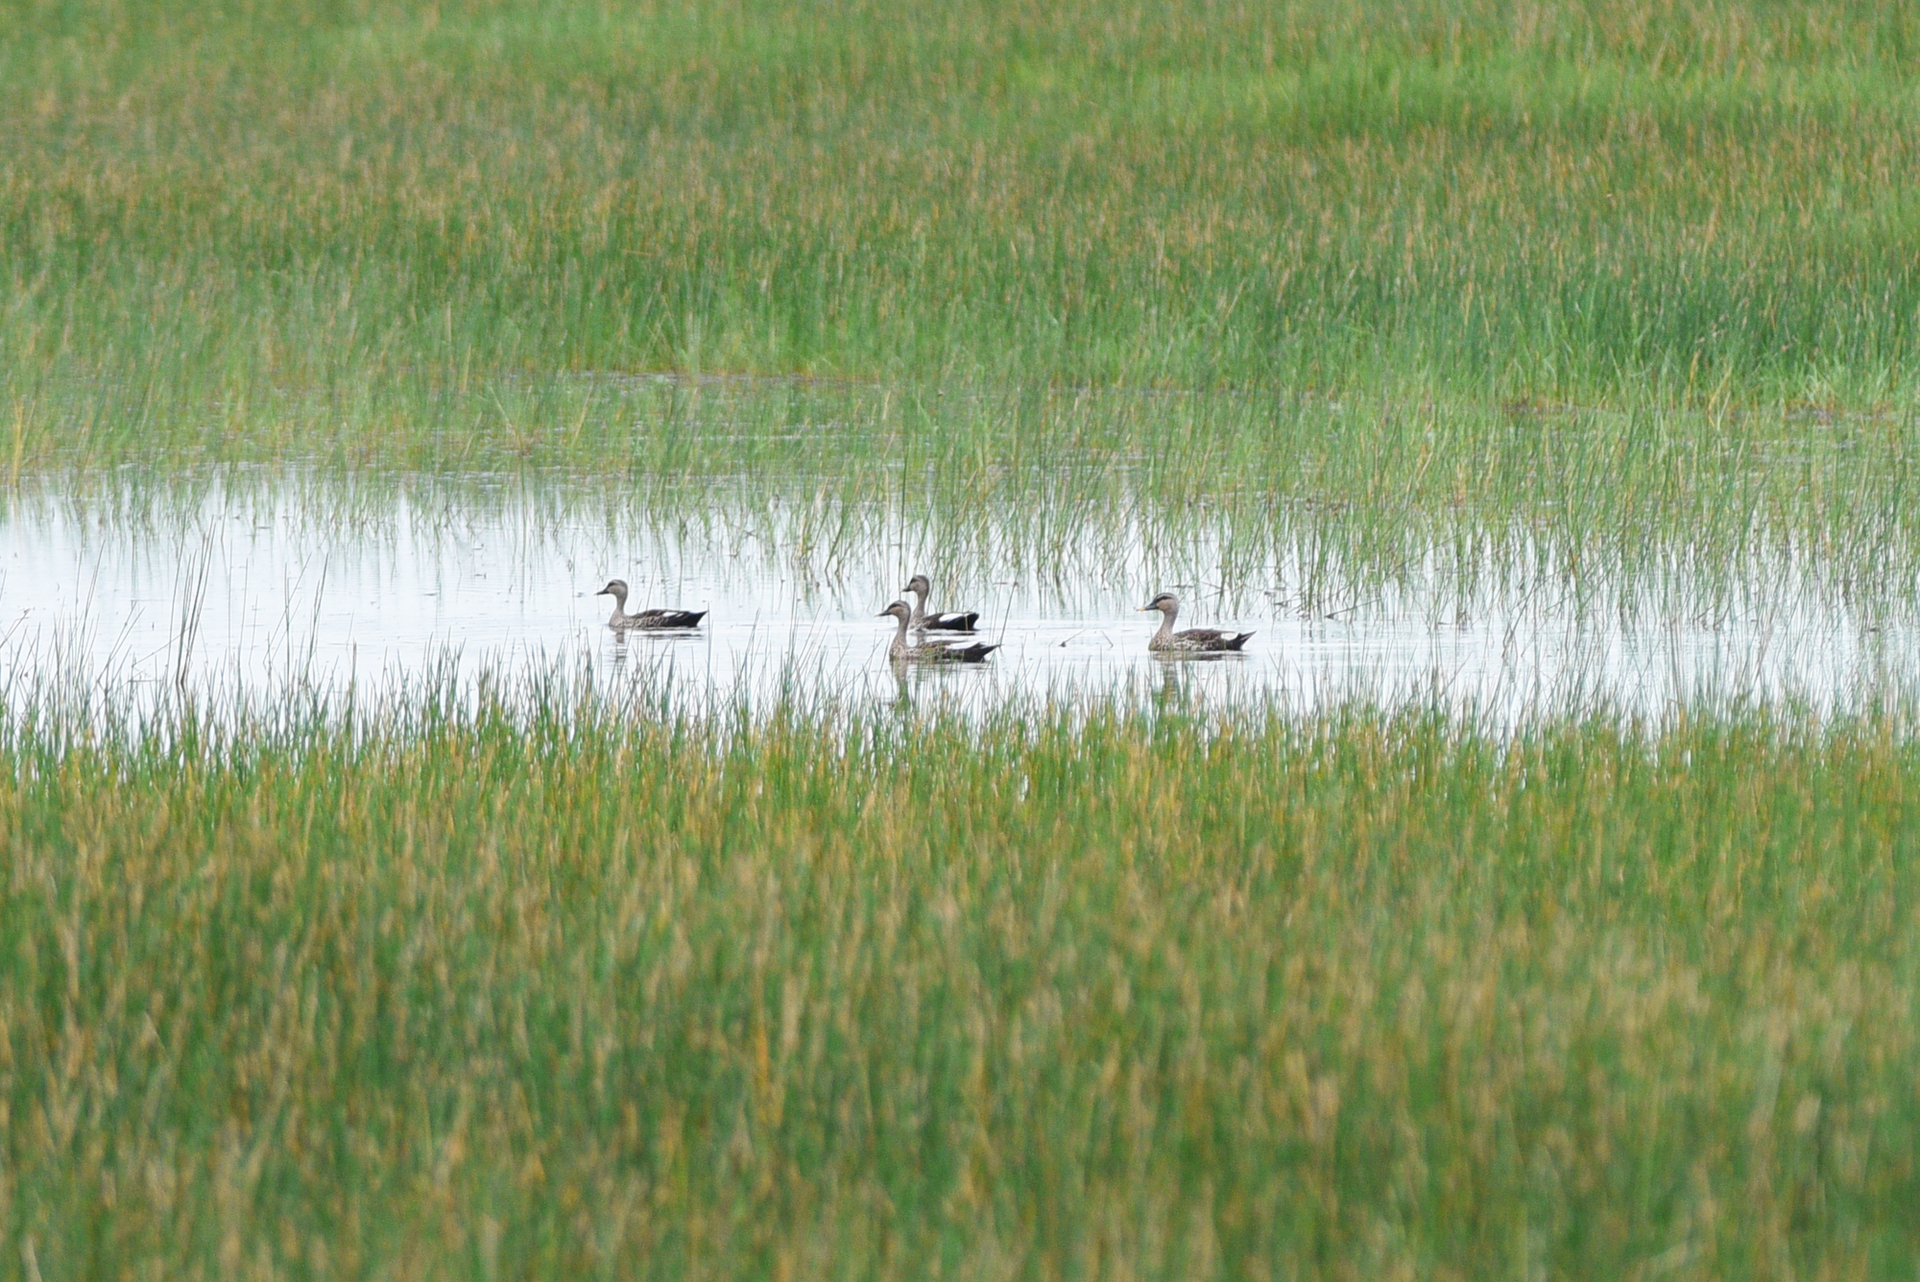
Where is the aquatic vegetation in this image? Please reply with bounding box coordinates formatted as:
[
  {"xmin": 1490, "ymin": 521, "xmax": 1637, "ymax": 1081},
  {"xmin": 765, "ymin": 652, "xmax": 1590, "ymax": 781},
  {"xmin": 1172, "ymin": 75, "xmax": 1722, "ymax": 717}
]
[
  {"xmin": 3, "ymin": 1, "xmax": 1920, "ymax": 612},
  {"xmin": 5, "ymin": 2, "xmax": 1919, "ymax": 1274},
  {"xmin": 5, "ymin": 1, "xmax": 1920, "ymax": 439},
  {"xmin": 7, "ymin": 0, "xmax": 1920, "ymax": 601},
  {"xmin": 1, "ymin": 680, "xmax": 1916, "ymax": 1275}
]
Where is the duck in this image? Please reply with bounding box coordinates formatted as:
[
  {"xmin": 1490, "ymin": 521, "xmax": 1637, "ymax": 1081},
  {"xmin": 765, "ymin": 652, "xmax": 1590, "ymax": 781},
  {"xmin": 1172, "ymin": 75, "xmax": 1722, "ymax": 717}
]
[
  {"xmin": 1139, "ymin": 592, "xmax": 1253, "ymax": 653},
  {"xmin": 596, "ymin": 579, "xmax": 707, "ymax": 631},
  {"xmin": 902, "ymin": 573, "xmax": 980, "ymax": 632},
  {"xmin": 878, "ymin": 601, "xmax": 998, "ymax": 662}
]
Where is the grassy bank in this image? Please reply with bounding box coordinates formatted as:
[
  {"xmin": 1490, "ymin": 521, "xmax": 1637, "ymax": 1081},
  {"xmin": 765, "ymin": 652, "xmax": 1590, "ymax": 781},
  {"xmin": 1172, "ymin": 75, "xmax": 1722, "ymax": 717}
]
[
  {"xmin": 5, "ymin": 0, "xmax": 1920, "ymax": 474},
  {"xmin": 2, "ymin": 687, "xmax": 1918, "ymax": 1277}
]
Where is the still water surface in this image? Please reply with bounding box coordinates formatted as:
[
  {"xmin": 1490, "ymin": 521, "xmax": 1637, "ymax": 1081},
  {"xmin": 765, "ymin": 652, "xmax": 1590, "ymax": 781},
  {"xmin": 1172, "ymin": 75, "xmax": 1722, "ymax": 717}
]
[{"xmin": 1, "ymin": 479, "xmax": 1909, "ymax": 719}]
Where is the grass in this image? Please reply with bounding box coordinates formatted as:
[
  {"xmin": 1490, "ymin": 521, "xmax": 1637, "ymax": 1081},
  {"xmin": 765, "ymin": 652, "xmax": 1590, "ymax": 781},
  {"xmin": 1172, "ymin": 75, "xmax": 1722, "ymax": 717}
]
[
  {"xmin": 8, "ymin": 0, "xmax": 1920, "ymax": 602},
  {"xmin": 7, "ymin": 3, "xmax": 1920, "ymax": 1275},
  {"xmin": 2, "ymin": 678, "xmax": 1918, "ymax": 1277},
  {"xmin": 7, "ymin": 0, "xmax": 1920, "ymax": 453}
]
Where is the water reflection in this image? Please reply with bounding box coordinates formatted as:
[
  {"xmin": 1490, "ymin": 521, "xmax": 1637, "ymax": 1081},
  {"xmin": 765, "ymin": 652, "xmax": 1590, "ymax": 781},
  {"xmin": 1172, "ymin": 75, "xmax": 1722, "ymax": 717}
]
[{"xmin": 0, "ymin": 477, "xmax": 1912, "ymax": 721}]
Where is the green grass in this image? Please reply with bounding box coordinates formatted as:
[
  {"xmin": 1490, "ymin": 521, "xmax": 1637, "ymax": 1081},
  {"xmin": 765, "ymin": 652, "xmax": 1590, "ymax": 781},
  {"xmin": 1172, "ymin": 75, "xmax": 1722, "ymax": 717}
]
[
  {"xmin": 9, "ymin": 0, "xmax": 1920, "ymax": 603},
  {"xmin": 13, "ymin": 384, "xmax": 1917, "ymax": 629},
  {"xmin": 3, "ymin": 682, "xmax": 1918, "ymax": 1277},
  {"xmin": 7, "ymin": 0, "xmax": 1920, "ymax": 464},
  {"xmin": 8, "ymin": 4, "xmax": 1920, "ymax": 1275}
]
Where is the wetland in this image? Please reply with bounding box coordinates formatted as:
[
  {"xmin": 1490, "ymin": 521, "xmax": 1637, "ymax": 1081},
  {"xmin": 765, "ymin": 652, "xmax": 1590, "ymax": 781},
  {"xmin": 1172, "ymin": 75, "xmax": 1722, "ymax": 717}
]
[
  {"xmin": 6, "ymin": 2, "xmax": 1920, "ymax": 1277},
  {"xmin": 3, "ymin": 453, "xmax": 1916, "ymax": 722}
]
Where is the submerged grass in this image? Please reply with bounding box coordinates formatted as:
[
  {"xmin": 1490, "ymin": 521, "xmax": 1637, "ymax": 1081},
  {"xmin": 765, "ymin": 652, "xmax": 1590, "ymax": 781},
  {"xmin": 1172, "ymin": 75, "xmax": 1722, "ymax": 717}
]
[
  {"xmin": 12, "ymin": 380, "xmax": 1920, "ymax": 624},
  {"xmin": 3, "ymin": 681, "xmax": 1919, "ymax": 1276}
]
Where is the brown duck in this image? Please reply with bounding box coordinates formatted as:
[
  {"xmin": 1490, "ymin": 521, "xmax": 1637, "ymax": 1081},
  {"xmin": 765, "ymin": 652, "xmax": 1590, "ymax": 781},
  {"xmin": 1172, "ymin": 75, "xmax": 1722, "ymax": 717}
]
[
  {"xmin": 1139, "ymin": 592, "xmax": 1253, "ymax": 653},
  {"xmin": 596, "ymin": 579, "xmax": 707, "ymax": 631},
  {"xmin": 903, "ymin": 573, "xmax": 980, "ymax": 632},
  {"xmin": 879, "ymin": 601, "xmax": 998, "ymax": 662}
]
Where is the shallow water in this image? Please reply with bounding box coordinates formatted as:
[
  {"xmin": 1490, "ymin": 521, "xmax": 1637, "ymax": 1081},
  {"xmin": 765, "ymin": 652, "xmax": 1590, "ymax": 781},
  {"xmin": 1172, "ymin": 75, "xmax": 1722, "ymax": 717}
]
[{"xmin": 1, "ymin": 478, "xmax": 1911, "ymax": 720}]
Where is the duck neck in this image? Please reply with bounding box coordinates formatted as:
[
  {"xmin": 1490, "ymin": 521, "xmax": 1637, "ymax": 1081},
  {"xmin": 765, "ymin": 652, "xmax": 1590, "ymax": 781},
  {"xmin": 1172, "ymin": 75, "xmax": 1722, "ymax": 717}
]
[
  {"xmin": 907, "ymin": 588, "xmax": 928, "ymax": 628},
  {"xmin": 891, "ymin": 611, "xmax": 913, "ymax": 655},
  {"xmin": 1157, "ymin": 605, "xmax": 1178, "ymax": 639},
  {"xmin": 607, "ymin": 587, "xmax": 629, "ymax": 626}
]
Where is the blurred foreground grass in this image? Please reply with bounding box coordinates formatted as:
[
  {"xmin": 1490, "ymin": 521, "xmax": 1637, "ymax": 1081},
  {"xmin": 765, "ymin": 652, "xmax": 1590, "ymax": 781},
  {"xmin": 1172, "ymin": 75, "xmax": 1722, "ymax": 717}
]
[{"xmin": 2, "ymin": 688, "xmax": 1917, "ymax": 1276}]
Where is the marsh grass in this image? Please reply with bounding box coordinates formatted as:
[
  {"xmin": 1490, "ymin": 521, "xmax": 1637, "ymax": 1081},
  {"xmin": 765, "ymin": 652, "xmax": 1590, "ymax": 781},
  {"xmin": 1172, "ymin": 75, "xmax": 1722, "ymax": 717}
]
[
  {"xmin": 7, "ymin": 1, "xmax": 1920, "ymax": 452},
  {"xmin": 10, "ymin": 388, "xmax": 1917, "ymax": 633},
  {"xmin": 8, "ymin": 5, "xmax": 1920, "ymax": 1275},
  {"xmin": 10, "ymin": 1, "xmax": 1920, "ymax": 598},
  {"xmin": 2, "ymin": 675, "xmax": 1917, "ymax": 1277}
]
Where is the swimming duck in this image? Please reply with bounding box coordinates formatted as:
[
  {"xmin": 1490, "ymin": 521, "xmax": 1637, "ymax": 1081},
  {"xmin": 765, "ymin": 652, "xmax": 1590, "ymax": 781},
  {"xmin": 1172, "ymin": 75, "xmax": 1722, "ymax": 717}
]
[
  {"xmin": 903, "ymin": 573, "xmax": 980, "ymax": 632},
  {"xmin": 879, "ymin": 601, "xmax": 998, "ymax": 662},
  {"xmin": 1139, "ymin": 592, "xmax": 1253, "ymax": 653},
  {"xmin": 596, "ymin": 579, "xmax": 707, "ymax": 631}
]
